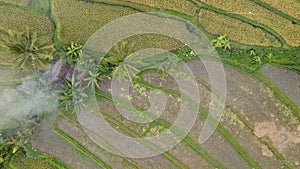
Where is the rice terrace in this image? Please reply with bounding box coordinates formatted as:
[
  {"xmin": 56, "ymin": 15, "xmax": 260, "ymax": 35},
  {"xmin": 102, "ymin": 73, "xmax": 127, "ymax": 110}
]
[{"xmin": 0, "ymin": 0, "xmax": 299, "ymax": 169}]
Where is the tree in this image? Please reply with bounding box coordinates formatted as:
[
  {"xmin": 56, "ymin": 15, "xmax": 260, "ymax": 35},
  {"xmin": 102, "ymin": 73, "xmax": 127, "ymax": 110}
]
[
  {"xmin": 0, "ymin": 28, "xmax": 55, "ymax": 71},
  {"xmin": 104, "ymin": 41, "xmax": 140, "ymax": 83}
]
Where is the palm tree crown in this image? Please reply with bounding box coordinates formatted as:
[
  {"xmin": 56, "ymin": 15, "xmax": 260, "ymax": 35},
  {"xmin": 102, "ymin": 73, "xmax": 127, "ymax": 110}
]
[{"xmin": 1, "ymin": 28, "xmax": 55, "ymax": 71}]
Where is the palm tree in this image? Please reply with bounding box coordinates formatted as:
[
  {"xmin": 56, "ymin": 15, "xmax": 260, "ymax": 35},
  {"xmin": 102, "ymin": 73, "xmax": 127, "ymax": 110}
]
[
  {"xmin": 104, "ymin": 41, "xmax": 140, "ymax": 84},
  {"xmin": 84, "ymin": 70, "xmax": 101, "ymax": 91},
  {"xmin": 0, "ymin": 28, "xmax": 55, "ymax": 71}
]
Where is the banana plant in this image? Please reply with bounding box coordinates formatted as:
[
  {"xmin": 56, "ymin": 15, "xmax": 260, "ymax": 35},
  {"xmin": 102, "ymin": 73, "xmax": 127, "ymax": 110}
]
[
  {"xmin": 249, "ymin": 49, "xmax": 262, "ymax": 64},
  {"xmin": 62, "ymin": 42, "xmax": 83, "ymax": 65},
  {"xmin": 211, "ymin": 34, "xmax": 231, "ymax": 50},
  {"xmin": 56, "ymin": 74, "xmax": 88, "ymax": 111},
  {"xmin": 0, "ymin": 28, "xmax": 55, "ymax": 71}
]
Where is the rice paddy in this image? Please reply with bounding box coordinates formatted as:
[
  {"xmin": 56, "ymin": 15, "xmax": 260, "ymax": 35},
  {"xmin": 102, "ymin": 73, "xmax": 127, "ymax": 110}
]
[
  {"xmin": 261, "ymin": 0, "xmax": 300, "ymax": 19},
  {"xmin": 0, "ymin": 3, "xmax": 51, "ymax": 34},
  {"xmin": 198, "ymin": 9, "xmax": 281, "ymax": 47},
  {"xmin": 122, "ymin": 0, "xmax": 198, "ymax": 16},
  {"xmin": 0, "ymin": 0, "xmax": 30, "ymax": 7},
  {"xmin": 198, "ymin": 0, "xmax": 300, "ymax": 46},
  {"xmin": 52, "ymin": 0, "xmax": 138, "ymax": 43},
  {"xmin": 0, "ymin": 0, "xmax": 299, "ymax": 168}
]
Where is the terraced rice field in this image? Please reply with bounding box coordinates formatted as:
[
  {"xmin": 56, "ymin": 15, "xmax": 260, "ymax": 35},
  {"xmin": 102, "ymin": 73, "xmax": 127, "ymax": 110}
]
[
  {"xmin": 198, "ymin": 9, "xmax": 281, "ymax": 47},
  {"xmin": 0, "ymin": 0, "xmax": 299, "ymax": 169},
  {"xmin": 121, "ymin": 0, "xmax": 198, "ymax": 15},
  {"xmin": 197, "ymin": 0, "xmax": 300, "ymax": 46},
  {"xmin": 0, "ymin": 3, "xmax": 52, "ymax": 34},
  {"xmin": 52, "ymin": 0, "xmax": 136, "ymax": 43},
  {"xmin": 261, "ymin": 0, "xmax": 300, "ymax": 19},
  {"xmin": 0, "ymin": 0, "xmax": 30, "ymax": 7}
]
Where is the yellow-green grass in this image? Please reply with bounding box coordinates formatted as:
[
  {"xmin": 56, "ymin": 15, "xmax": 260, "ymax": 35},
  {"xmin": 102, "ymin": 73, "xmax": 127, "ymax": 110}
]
[
  {"xmin": 0, "ymin": 0, "xmax": 30, "ymax": 7},
  {"xmin": 261, "ymin": 0, "xmax": 300, "ymax": 19},
  {"xmin": 0, "ymin": 33, "xmax": 14, "ymax": 66},
  {"xmin": 198, "ymin": 9, "xmax": 281, "ymax": 47},
  {"xmin": 122, "ymin": 0, "xmax": 198, "ymax": 16},
  {"xmin": 91, "ymin": 0, "xmax": 151, "ymax": 12},
  {"xmin": 199, "ymin": 0, "xmax": 300, "ymax": 46},
  {"xmin": 52, "ymin": 0, "xmax": 138, "ymax": 43},
  {"xmin": 0, "ymin": 4, "xmax": 51, "ymax": 34},
  {"xmin": 9, "ymin": 151, "xmax": 59, "ymax": 169},
  {"xmin": 0, "ymin": 51, "xmax": 15, "ymax": 66},
  {"xmin": 114, "ymin": 33, "xmax": 183, "ymax": 52}
]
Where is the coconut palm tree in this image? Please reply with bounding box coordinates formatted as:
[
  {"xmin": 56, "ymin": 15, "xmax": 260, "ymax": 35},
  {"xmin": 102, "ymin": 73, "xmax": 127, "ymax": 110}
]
[
  {"xmin": 104, "ymin": 41, "xmax": 140, "ymax": 84},
  {"xmin": 84, "ymin": 70, "xmax": 101, "ymax": 91},
  {"xmin": 0, "ymin": 28, "xmax": 55, "ymax": 71}
]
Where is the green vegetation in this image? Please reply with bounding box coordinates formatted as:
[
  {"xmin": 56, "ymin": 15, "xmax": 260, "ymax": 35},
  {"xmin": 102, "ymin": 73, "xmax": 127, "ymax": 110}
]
[
  {"xmin": 56, "ymin": 75, "xmax": 88, "ymax": 111},
  {"xmin": 0, "ymin": 0, "xmax": 299, "ymax": 168},
  {"xmin": 60, "ymin": 42, "xmax": 83, "ymax": 65},
  {"xmin": 9, "ymin": 151, "xmax": 58, "ymax": 169},
  {"xmin": 104, "ymin": 41, "xmax": 140, "ymax": 83},
  {"xmin": 211, "ymin": 34, "xmax": 231, "ymax": 50},
  {"xmin": 0, "ymin": 115, "xmax": 40, "ymax": 168}
]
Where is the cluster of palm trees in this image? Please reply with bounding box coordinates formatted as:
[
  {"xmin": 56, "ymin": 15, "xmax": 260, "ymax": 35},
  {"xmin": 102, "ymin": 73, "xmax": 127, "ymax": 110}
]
[{"xmin": 0, "ymin": 29, "xmax": 181, "ymax": 112}]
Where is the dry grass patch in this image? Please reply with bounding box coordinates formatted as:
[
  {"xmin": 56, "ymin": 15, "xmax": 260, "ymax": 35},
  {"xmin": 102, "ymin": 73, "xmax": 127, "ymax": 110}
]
[
  {"xmin": 0, "ymin": 4, "xmax": 51, "ymax": 34},
  {"xmin": 199, "ymin": 9, "xmax": 281, "ymax": 47},
  {"xmin": 123, "ymin": 0, "xmax": 198, "ymax": 16},
  {"xmin": 200, "ymin": 0, "xmax": 300, "ymax": 46}
]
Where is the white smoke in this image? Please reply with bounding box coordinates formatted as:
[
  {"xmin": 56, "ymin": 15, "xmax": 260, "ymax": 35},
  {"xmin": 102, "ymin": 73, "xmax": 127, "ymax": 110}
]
[{"xmin": 0, "ymin": 71, "xmax": 59, "ymax": 131}]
